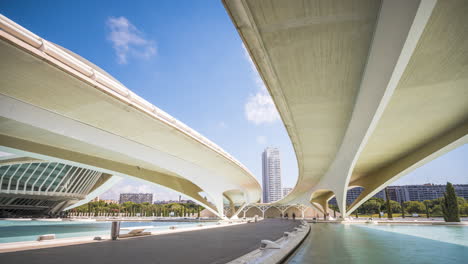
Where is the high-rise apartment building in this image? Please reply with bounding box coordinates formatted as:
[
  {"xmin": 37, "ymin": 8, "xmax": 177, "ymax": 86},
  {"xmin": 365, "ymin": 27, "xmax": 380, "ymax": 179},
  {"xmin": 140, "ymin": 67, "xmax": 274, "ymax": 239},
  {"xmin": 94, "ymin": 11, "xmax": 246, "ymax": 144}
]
[
  {"xmin": 262, "ymin": 147, "xmax": 282, "ymax": 203},
  {"xmin": 282, "ymin": 187, "xmax": 293, "ymax": 198},
  {"xmin": 119, "ymin": 193, "xmax": 153, "ymax": 204},
  {"xmin": 387, "ymin": 184, "xmax": 468, "ymax": 202},
  {"xmin": 329, "ymin": 184, "xmax": 468, "ymax": 205}
]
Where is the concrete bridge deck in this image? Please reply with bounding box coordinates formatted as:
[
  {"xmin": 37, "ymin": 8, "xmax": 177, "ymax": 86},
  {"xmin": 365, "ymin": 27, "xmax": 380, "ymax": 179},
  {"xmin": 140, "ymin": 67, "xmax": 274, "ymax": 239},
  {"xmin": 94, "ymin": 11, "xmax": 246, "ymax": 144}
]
[{"xmin": 0, "ymin": 219, "xmax": 300, "ymax": 264}]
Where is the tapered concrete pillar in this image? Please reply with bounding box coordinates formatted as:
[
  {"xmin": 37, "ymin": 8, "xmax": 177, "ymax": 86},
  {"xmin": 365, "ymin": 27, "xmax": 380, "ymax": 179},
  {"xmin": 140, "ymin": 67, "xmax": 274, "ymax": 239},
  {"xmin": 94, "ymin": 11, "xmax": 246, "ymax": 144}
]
[
  {"xmin": 231, "ymin": 203, "xmax": 248, "ymax": 219},
  {"xmin": 333, "ymin": 189, "xmax": 346, "ymax": 219},
  {"xmin": 214, "ymin": 197, "xmax": 226, "ymax": 219},
  {"xmin": 319, "ymin": 201, "xmax": 329, "ymax": 220}
]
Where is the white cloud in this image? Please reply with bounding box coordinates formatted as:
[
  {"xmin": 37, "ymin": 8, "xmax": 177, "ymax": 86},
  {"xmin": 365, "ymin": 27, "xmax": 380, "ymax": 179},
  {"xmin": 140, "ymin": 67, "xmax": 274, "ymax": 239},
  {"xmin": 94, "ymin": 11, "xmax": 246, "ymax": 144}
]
[
  {"xmin": 106, "ymin": 16, "xmax": 156, "ymax": 64},
  {"xmin": 242, "ymin": 44, "xmax": 280, "ymax": 125},
  {"xmin": 256, "ymin": 135, "xmax": 267, "ymax": 145},
  {"xmin": 245, "ymin": 92, "xmax": 280, "ymax": 124}
]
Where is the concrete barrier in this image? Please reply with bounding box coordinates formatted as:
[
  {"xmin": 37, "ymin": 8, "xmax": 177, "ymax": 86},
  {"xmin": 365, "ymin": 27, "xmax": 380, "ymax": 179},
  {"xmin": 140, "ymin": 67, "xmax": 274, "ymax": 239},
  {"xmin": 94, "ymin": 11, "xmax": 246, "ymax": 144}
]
[{"xmin": 227, "ymin": 223, "xmax": 311, "ymax": 264}]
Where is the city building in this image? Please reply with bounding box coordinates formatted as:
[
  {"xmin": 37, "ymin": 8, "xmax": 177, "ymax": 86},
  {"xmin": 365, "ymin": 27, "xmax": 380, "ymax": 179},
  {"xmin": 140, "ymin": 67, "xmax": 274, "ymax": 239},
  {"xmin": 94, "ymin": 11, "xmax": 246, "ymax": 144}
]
[
  {"xmin": 90, "ymin": 197, "xmax": 117, "ymax": 204},
  {"xmin": 154, "ymin": 200, "xmax": 195, "ymax": 205},
  {"xmin": 329, "ymin": 187, "xmax": 384, "ymax": 206},
  {"xmin": 282, "ymin": 187, "xmax": 293, "ymax": 198},
  {"xmin": 101, "ymin": 199, "xmax": 118, "ymax": 204},
  {"xmin": 119, "ymin": 193, "xmax": 153, "ymax": 204},
  {"xmin": 262, "ymin": 147, "xmax": 282, "ymax": 203},
  {"xmin": 387, "ymin": 184, "xmax": 468, "ymax": 202},
  {"xmin": 330, "ymin": 184, "xmax": 468, "ymax": 205}
]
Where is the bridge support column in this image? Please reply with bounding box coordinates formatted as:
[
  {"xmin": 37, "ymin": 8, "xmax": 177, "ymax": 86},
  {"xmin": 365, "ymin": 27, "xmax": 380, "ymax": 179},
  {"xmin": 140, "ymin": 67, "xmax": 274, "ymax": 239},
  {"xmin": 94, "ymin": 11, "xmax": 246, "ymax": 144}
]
[
  {"xmin": 296, "ymin": 204, "xmax": 308, "ymax": 220},
  {"xmin": 211, "ymin": 195, "xmax": 226, "ymax": 219},
  {"xmin": 231, "ymin": 203, "xmax": 248, "ymax": 219},
  {"xmin": 333, "ymin": 189, "xmax": 346, "ymax": 219},
  {"xmin": 258, "ymin": 205, "xmax": 270, "ymax": 219},
  {"xmin": 318, "ymin": 201, "xmax": 329, "ymax": 220}
]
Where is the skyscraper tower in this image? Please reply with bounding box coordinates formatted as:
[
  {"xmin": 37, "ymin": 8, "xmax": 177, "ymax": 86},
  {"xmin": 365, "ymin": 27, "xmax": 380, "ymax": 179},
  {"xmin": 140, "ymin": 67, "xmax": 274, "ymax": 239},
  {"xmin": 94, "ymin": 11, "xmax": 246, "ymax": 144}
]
[{"xmin": 262, "ymin": 147, "xmax": 282, "ymax": 203}]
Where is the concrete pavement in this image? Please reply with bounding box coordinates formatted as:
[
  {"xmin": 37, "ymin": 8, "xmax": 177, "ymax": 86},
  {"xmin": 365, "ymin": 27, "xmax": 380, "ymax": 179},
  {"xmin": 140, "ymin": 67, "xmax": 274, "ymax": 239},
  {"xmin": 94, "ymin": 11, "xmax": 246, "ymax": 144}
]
[{"xmin": 0, "ymin": 219, "xmax": 300, "ymax": 264}]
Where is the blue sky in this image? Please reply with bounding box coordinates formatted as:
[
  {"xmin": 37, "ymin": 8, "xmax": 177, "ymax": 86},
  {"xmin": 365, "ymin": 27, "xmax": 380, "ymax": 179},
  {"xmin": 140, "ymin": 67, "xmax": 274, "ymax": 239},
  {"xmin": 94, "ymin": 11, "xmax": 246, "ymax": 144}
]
[{"xmin": 1, "ymin": 1, "xmax": 466, "ymax": 201}]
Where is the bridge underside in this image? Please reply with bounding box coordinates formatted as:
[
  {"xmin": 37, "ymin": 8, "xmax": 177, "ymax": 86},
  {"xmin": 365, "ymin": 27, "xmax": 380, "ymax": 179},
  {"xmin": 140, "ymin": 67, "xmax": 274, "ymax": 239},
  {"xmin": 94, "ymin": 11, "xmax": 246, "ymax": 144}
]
[
  {"xmin": 0, "ymin": 15, "xmax": 261, "ymax": 219},
  {"xmin": 224, "ymin": 0, "xmax": 468, "ymax": 216}
]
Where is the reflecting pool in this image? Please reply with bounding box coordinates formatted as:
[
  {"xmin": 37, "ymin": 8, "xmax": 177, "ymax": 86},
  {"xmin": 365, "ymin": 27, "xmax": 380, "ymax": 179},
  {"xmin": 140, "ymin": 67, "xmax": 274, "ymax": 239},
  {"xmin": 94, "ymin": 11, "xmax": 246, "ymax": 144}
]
[
  {"xmin": 0, "ymin": 220, "xmax": 216, "ymax": 243},
  {"xmin": 287, "ymin": 224, "xmax": 468, "ymax": 264}
]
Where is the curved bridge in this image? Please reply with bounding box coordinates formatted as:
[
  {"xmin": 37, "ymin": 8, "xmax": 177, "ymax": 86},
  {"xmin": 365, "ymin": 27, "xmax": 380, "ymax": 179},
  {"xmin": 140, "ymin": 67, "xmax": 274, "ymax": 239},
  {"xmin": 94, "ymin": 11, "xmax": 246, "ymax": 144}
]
[
  {"xmin": 224, "ymin": 0, "xmax": 468, "ymax": 217},
  {"xmin": 0, "ymin": 15, "xmax": 261, "ymax": 218}
]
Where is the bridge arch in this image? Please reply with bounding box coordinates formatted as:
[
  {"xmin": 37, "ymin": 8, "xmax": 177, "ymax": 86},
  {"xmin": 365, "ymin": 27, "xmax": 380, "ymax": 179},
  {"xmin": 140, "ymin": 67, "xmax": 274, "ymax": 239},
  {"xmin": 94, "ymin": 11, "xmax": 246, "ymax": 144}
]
[{"xmin": 0, "ymin": 15, "xmax": 262, "ymax": 219}]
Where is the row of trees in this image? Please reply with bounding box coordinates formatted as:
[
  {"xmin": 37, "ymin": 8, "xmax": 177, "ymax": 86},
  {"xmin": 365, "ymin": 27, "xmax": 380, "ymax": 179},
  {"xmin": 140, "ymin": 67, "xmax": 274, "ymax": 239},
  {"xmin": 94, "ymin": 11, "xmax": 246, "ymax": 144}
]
[
  {"xmin": 352, "ymin": 196, "xmax": 467, "ymax": 216},
  {"xmin": 330, "ymin": 183, "xmax": 466, "ymax": 222},
  {"xmin": 67, "ymin": 201, "xmax": 204, "ymax": 218}
]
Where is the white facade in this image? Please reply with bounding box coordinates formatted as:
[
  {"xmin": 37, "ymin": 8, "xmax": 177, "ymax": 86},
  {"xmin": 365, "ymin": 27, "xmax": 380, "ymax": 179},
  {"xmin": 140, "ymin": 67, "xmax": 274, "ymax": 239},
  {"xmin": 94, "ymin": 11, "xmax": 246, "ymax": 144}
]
[
  {"xmin": 0, "ymin": 161, "xmax": 105, "ymax": 217},
  {"xmin": 262, "ymin": 147, "xmax": 282, "ymax": 203}
]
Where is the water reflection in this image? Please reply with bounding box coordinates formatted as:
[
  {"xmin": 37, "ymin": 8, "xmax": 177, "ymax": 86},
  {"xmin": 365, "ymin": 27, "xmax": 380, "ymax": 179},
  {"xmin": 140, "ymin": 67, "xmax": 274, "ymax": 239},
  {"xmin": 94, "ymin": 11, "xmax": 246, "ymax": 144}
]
[{"xmin": 287, "ymin": 224, "xmax": 468, "ymax": 264}]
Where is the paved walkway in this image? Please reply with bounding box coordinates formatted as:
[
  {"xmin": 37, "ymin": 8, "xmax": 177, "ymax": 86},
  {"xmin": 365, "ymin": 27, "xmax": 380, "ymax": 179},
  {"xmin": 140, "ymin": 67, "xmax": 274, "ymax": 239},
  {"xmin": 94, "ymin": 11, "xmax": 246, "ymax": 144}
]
[{"xmin": 0, "ymin": 219, "xmax": 300, "ymax": 264}]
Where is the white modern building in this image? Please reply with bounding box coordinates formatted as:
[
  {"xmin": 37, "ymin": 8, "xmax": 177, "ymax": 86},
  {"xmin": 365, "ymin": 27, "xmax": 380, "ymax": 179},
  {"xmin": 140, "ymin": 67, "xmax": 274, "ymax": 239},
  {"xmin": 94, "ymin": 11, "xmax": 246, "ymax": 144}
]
[{"xmin": 262, "ymin": 147, "xmax": 282, "ymax": 203}]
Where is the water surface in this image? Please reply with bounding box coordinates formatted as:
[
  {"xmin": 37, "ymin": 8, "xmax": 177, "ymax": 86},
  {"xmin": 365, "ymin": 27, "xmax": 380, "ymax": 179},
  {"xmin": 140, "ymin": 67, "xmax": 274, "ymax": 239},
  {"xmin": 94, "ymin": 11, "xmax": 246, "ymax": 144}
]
[
  {"xmin": 0, "ymin": 220, "xmax": 215, "ymax": 243},
  {"xmin": 288, "ymin": 224, "xmax": 468, "ymax": 264}
]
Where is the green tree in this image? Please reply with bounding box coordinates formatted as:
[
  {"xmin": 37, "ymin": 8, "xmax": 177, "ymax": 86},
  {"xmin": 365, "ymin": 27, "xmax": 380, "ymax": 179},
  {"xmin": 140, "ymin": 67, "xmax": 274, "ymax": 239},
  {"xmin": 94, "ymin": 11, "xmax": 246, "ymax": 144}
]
[
  {"xmin": 384, "ymin": 188, "xmax": 393, "ymax": 219},
  {"xmin": 460, "ymin": 203, "xmax": 468, "ymax": 216},
  {"xmin": 382, "ymin": 200, "xmax": 401, "ymax": 214},
  {"xmin": 108, "ymin": 203, "xmax": 120, "ymax": 216},
  {"xmin": 432, "ymin": 205, "xmax": 443, "ymax": 216},
  {"xmin": 328, "ymin": 203, "xmax": 339, "ymax": 218},
  {"xmin": 423, "ymin": 200, "xmax": 432, "ymax": 218},
  {"xmin": 359, "ymin": 198, "xmax": 382, "ymax": 215},
  {"xmin": 122, "ymin": 201, "xmax": 136, "ymax": 216},
  {"xmin": 441, "ymin": 182, "xmax": 460, "ymax": 222},
  {"xmin": 400, "ymin": 201, "xmax": 405, "ymax": 218},
  {"xmin": 404, "ymin": 201, "xmax": 425, "ymax": 214},
  {"xmin": 67, "ymin": 200, "xmax": 205, "ymax": 218}
]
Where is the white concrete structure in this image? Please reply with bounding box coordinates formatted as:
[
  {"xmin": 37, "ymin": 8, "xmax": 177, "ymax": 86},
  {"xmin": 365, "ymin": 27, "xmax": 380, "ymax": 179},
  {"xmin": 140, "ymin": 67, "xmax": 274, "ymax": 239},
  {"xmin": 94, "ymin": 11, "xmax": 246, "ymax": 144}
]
[
  {"xmin": 0, "ymin": 14, "xmax": 261, "ymax": 218},
  {"xmin": 224, "ymin": 0, "xmax": 468, "ymax": 217},
  {"xmin": 262, "ymin": 147, "xmax": 282, "ymax": 203},
  {"xmin": 0, "ymin": 160, "xmax": 108, "ymax": 217}
]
